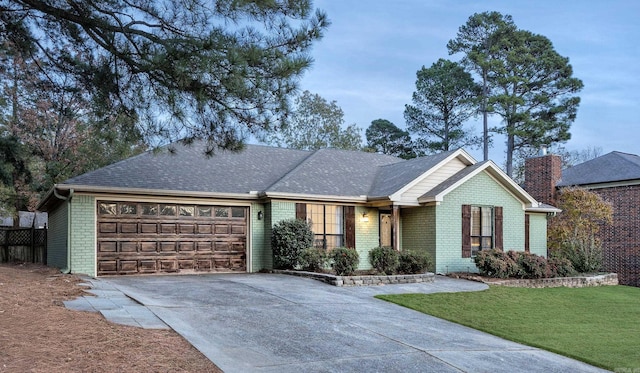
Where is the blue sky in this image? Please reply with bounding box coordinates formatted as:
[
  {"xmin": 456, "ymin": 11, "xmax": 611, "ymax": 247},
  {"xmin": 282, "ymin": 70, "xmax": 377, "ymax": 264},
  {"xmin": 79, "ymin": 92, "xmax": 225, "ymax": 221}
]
[{"xmin": 298, "ymin": 0, "xmax": 640, "ymax": 163}]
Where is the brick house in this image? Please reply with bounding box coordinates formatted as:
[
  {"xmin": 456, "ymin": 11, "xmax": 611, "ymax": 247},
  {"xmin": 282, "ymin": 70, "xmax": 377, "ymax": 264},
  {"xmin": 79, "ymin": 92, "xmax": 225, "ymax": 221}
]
[
  {"xmin": 38, "ymin": 142, "xmax": 557, "ymax": 277},
  {"xmin": 525, "ymin": 151, "xmax": 640, "ymax": 286}
]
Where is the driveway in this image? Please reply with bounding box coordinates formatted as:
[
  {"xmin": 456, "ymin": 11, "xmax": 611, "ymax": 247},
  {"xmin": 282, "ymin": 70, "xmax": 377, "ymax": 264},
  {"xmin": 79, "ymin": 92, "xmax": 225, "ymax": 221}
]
[{"xmin": 105, "ymin": 274, "xmax": 606, "ymax": 373}]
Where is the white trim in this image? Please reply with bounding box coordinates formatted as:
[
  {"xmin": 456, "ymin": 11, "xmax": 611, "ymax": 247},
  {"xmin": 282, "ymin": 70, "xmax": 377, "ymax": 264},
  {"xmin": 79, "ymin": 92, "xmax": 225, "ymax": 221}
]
[
  {"xmin": 54, "ymin": 184, "xmax": 259, "ymax": 201},
  {"xmin": 418, "ymin": 161, "xmax": 538, "ymax": 207},
  {"xmin": 262, "ymin": 191, "xmax": 368, "ymax": 203},
  {"xmin": 389, "ymin": 149, "xmax": 477, "ymax": 201}
]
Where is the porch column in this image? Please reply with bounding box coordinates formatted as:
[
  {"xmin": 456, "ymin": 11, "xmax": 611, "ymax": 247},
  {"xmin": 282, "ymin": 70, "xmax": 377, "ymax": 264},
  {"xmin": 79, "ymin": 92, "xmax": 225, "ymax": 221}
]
[{"xmin": 393, "ymin": 205, "xmax": 400, "ymax": 251}]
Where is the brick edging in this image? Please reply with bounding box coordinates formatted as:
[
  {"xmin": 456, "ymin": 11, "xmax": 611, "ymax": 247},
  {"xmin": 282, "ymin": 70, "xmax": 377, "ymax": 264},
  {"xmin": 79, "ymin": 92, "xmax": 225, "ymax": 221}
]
[{"xmin": 273, "ymin": 270, "xmax": 435, "ymax": 287}]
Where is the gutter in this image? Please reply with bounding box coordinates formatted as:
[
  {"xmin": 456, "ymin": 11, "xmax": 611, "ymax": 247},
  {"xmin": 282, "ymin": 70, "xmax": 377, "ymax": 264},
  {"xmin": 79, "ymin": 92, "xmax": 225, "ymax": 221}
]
[
  {"xmin": 55, "ymin": 184, "xmax": 260, "ymax": 200},
  {"xmin": 53, "ymin": 188, "xmax": 74, "ymax": 274}
]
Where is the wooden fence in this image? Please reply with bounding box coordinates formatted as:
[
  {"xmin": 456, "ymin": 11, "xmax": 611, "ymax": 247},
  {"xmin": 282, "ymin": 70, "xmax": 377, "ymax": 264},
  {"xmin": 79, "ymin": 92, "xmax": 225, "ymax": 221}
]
[{"xmin": 0, "ymin": 227, "xmax": 47, "ymax": 264}]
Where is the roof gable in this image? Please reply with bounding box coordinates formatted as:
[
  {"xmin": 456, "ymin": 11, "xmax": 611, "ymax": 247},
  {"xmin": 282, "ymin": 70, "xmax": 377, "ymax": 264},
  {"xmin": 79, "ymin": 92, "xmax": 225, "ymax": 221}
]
[
  {"xmin": 368, "ymin": 149, "xmax": 471, "ymax": 198},
  {"xmin": 418, "ymin": 160, "xmax": 538, "ymax": 207},
  {"xmin": 558, "ymin": 151, "xmax": 640, "ymax": 186}
]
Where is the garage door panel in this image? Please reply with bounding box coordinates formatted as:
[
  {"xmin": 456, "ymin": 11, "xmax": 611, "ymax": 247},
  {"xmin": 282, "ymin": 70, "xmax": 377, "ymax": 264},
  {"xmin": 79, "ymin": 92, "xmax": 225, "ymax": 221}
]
[
  {"xmin": 118, "ymin": 260, "xmax": 138, "ymax": 274},
  {"xmin": 120, "ymin": 223, "xmax": 138, "ymax": 233},
  {"xmin": 231, "ymin": 225, "xmax": 245, "ymax": 235},
  {"xmin": 179, "ymin": 242, "xmax": 195, "ymax": 252},
  {"xmin": 99, "ymin": 222, "xmax": 117, "ymax": 234},
  {"xmin": 139, "ymin": 260, "xmax": 157, "ymax": 272},
  {"xmin": 98, "ymin": 241, "xmax": 117, "ymax": 253},
  {"xmin": 140, "ymin": 223, "xmax": 157, "ymax": 233},
  {"xmin": 160, "ymin": 224, "xmax": 176, "ymax": 234},
  {"xmin": 97, "ymin": 201, "xmax": 247, "ymax": 276},
  {"xmin": 160, "ymin": 242, "xmax": 176, "ymax": 252}
]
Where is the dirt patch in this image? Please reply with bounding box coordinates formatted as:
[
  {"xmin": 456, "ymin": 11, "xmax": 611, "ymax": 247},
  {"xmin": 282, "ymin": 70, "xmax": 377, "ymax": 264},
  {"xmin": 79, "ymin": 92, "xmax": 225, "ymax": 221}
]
[{"xmin": 0, "ymin": 263, "xmax": 221, "ymax": 372}]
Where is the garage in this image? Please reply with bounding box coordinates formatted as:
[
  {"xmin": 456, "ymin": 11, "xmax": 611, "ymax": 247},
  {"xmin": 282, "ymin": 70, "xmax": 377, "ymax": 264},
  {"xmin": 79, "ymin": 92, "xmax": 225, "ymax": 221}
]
[{"xmin": 96, "ymin": 201, "xmax": 247, "ymax": 276}]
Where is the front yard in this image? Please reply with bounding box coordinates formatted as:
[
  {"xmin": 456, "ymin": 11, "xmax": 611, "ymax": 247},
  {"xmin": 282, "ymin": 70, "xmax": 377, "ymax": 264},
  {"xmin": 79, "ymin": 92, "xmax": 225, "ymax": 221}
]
[{"xmin": 377, "ymin": 285, "xmax": 640, "ymax": 371}]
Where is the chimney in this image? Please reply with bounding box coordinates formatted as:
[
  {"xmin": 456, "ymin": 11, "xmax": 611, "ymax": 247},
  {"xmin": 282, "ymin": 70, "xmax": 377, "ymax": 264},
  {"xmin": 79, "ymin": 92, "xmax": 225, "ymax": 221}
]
[{"xmin": 524, "ymin": 152, "xmax": 562, "ymax": 206}]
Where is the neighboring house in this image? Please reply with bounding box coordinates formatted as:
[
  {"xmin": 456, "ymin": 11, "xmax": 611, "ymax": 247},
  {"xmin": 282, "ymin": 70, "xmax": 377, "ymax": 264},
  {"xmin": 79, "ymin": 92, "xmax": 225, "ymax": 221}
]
[
  {"xmin": 37, "ymin": 142, "xmax": 557, "ymax": 277},
  {"xmin": 524, "ymin": 151, "xmax": 640, "ymax": 286}
]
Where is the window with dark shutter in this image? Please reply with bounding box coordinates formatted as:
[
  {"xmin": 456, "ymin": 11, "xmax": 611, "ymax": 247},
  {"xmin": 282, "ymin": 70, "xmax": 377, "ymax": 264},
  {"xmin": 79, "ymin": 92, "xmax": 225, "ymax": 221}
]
[{"xmin": 462, "ymin": 205, "xmax": 471, "ymax": 258}]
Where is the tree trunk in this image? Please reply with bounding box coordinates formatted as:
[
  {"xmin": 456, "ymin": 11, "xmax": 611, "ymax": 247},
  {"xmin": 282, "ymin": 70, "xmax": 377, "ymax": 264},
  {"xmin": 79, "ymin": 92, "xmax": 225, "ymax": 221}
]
[{"xmin": 482, "ymin": 69, "xmax": 489, "ymax": 161}]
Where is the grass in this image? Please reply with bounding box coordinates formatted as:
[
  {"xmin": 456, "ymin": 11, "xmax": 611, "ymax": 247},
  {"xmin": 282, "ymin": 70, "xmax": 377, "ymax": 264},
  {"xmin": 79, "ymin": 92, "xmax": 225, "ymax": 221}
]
[{"xmin": 376, "ymin": 285, "xmax": 640, "ymax": 370}]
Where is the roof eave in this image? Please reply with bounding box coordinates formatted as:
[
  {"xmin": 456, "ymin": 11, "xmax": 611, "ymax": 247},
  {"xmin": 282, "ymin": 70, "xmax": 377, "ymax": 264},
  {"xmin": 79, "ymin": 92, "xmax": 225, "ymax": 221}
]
[
  {"xmin": 263, "ymin": 191, "xmax": 368, "ymax": 203},
  {"xmin": 52, "ymin": 184, "xmax": 261, "ymax": 201}
]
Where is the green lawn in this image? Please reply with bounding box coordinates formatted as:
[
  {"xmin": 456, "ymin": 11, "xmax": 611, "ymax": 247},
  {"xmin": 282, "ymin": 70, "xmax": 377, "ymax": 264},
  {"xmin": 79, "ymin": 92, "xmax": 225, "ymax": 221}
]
[{"xmin": 376, "ymin": 285, "xmax": 640, "ymax": 370}]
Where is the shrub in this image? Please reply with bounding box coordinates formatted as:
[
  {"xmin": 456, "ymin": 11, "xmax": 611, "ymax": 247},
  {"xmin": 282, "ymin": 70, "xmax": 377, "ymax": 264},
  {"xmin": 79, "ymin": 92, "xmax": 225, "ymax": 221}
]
[
  {"xmin": 474, "ymin": 249, "xmax": 518, "ymax": 278},
  {"xmin": 369, "ymin": 246, "xmax": 399, "ymax": 275},
  {"xmin": 559, "ymin": 237, "xmax": 603, "ymax": 273},
  {"xmin": 510, "ymin": 251, "xmax": 549, "ymax": 279},
  {"xmin": 299, "ymin": 248, "xmax": 328, "ymax": 272},
  {"xmin": 397, "ymin": 251, "xmax": 432, "ymax": 274},
  {"xmin": 548, "ymin": 256, "xmax": 576, "ymax": 277},
  {"xmin": 330, "ymin": 247, "xmax": 359, "ymax": 276},
  {"xmin": 271, "ymin": 219, "xmax": 314, "ymax": 269}
]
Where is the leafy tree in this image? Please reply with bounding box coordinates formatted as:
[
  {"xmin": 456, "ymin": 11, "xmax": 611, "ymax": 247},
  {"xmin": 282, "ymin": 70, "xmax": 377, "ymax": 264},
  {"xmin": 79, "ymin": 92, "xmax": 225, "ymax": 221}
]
[
  {"xmin": 267, "ymin": 90, "xmax": 362, "ymax": 150},
  {"xmin": 404, "ymin": 59, "xmax": 481, "ymax": 154},
  {"xmin": 548, "ymin": 187, "xmax": 613, "ymax": 273},
  {"xmin": 488, "ymin": 29, "xmax": 583, "ymax": 177},
  {"xmin": 365, "ymin": 119, "xmax": 415, "ymax": 159},
  {"xmin": 448, "ymin": 11, "xmax": 517, "ymax": 161},
  {"xmin": 0, "ymin": 0, "xmax": 329, "ymax": 151}
]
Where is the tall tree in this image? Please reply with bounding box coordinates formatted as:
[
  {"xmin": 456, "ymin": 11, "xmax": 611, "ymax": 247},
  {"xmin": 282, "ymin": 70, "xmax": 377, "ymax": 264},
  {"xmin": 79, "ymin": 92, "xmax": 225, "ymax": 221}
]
[
  {"xmin": 365, "ymin": 119, "xmax": 415, "ymax": 159},
  {"xmin": 488, "ymin": 30, "xmax": 583, "ymax": 177},
  {"xmin": 267, "ymin": 90, "xmax": 361, "ymax": 150},
  {"xmin": 404, "ymin": 59, "xmax": 480, "ymax": 154},
  {"xmin": 448, "ymin": 11, "xmax": 517, "ymax": 161},
  {"xmin": 0, "ymin": 0, "xmax": 329, "ymax": 151}
]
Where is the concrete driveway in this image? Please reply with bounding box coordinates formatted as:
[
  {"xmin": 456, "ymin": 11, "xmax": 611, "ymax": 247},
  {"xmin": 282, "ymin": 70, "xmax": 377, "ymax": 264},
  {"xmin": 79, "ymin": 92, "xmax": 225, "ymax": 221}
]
[{"xmin": 105, "ymin": 274, "xmax": 606, "ymax": 373}]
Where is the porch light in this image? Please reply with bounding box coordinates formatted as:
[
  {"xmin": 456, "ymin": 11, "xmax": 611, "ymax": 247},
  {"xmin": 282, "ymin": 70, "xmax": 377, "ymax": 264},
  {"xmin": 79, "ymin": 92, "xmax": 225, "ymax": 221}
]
[
  {"xmin": 257, "ymin": 211, "xmax": 263, "ymax": 220},
  {"xmin": 361, "ymin": 212, "xmax": 369, "ymax": 222}
]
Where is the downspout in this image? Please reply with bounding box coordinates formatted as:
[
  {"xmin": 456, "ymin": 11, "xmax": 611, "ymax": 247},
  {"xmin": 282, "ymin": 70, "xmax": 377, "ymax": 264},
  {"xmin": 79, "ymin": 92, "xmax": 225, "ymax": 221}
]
[{"xmin": 53, "ymin": 188, "xmax": 74, "ymax": 274}]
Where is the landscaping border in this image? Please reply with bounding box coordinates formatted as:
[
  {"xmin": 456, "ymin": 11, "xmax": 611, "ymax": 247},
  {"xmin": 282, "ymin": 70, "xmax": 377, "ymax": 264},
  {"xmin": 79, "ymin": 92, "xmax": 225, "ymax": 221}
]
[
  {"xmin": 273, "ymin": 269, "xmax": 435, "ymax": 287},
  {"xmin": 448, "ymin": 273, "xmax": 618, "ymax": 288}
]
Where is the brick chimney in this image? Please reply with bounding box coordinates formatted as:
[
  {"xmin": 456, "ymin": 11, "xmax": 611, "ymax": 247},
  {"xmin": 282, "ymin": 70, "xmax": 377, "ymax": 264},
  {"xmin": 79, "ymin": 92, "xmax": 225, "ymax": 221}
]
[{"xmin": 524, "ymin": 151, "xmax": 562, "ymax": 206}]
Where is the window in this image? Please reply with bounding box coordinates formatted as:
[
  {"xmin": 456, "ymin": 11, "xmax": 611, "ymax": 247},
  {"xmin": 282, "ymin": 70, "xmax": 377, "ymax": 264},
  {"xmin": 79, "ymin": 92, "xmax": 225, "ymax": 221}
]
[
  {"xmin": 306, "ymin": 204, "xmax": 344, "ymax": 251},
  {"xmin": 471, "ymin": 206, "xmax": 493, "ymax": 256},
  {"xmin": 462, "ymin": 205, "xmax": 502, "ymax": 258}
]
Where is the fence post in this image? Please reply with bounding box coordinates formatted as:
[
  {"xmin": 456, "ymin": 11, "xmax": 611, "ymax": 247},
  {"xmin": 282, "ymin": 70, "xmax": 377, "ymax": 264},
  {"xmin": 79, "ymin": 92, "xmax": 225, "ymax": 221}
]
[{"xmin": 31, "ymin": 227, "xmax": 35, "ymax": 263}]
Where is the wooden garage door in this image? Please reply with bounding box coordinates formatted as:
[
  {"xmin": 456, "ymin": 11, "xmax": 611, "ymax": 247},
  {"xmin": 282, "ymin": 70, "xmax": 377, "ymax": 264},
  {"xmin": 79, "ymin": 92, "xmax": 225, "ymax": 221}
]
[{"xmin": 96, "ymin": 201, "xmax": 247, "ymax": 276}]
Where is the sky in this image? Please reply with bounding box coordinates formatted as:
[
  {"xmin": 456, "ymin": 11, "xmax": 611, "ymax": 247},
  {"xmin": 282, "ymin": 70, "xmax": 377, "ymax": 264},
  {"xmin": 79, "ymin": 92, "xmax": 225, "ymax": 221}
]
[{"xmin": 297, "ymin": 0, "xmax": 640, "ymax": 164}]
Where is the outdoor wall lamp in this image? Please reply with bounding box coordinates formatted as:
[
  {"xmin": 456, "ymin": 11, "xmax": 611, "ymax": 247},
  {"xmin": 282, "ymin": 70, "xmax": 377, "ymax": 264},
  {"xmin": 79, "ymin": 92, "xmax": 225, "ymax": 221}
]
[
  {"xmin": 361, "ymin": 212, "xmax": 369, "ymax": 223},
  {"xmin": 257, "ymin": 211, "xmax": 263, "ymax": 220}
]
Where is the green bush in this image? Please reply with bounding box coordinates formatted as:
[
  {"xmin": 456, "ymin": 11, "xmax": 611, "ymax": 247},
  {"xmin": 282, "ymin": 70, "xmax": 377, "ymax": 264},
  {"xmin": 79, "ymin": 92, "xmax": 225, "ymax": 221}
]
[
  {"xmin": 548, "ymin": 256, "xmax": 576, "ymax": 277},
  {"xmin": 474, "ymin": 249, "xmax": 518, "ymax": 279},
  {"xmin": 509, "ymin": 251, "xmax": 549, "ymax": 279},
  {"xmin": 330, "ymin": 247, "xmax": 359, "ymax": 276},
  {"xmin": 397, "ymin": 251, "xmax": 432, "ymax": 274},
  {"xmin": 299, "ymin": 247, "xmax": 328, "ymax": 272},
  {"xmin": 368, "ymin": 246, "xmax": 399, "ymax": 275},
  {"xmin": 560, "ymin": 237, "xmax": 603, "ymax": 273},
  {"xmin": 271, "ymin": 219, "xmax": 314, "ymax": 269}
]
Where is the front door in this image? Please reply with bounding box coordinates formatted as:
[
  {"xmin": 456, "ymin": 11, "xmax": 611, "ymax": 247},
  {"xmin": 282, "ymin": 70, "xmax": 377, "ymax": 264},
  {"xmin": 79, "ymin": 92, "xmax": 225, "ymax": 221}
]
[{"xmin": 380, "ymin": 213, "xmax": 393, "ymax": 248}]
